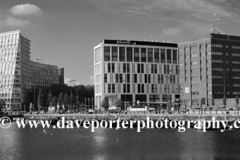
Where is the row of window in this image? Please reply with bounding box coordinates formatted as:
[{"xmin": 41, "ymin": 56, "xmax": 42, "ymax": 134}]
[
  {"xmin": 104, "ymin": 73, "xmax": 178, "ymax": 84},
  {"xmin": 212, "ymin": 44, "xmax": 224, "ymax": 48},
  {"xmin": 212, "ymin": 60, "xmax": 223, "ymax": 63},
  {"xmin": 232, "ymin": 61, "xmax": 240, "ymax": 64},
  {"xmin": 104, "ymin": 46, "xmax": 178, "ymax": 64},
  {"xmin": 105, "ymin": 63, "xmax": 179, "ymax": 74},
  {"xmin": 105, "ymin": 83, "xmax": 177, "ymax": 94},
  {"xmin": 212, "ymin": 52, "xmax": 224, "ymax": 55},
  {"xmin": 233, "ymin": 76, "xmax": 240, "ymax": 80}
]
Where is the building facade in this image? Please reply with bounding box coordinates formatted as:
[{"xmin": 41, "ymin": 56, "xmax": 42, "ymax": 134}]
[
  {"xmin": 58, "ymin": 68, "xmax": 64, "ymax": 84},
  {"xmin": 94, "ymin": 40, "xmax": 180, "ymax": 110},
  {"xmin": 179, "ymin": 33, "xmax": 240, "ymax": 109},
  {"xmin": 0, "ymin": 30, "xmax": 64, "ymax": 110}
]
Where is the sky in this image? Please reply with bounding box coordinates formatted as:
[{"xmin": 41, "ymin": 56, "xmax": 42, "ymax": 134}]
[{"xmin": 1, "ymin": 0, "xmax": 240, "ymax": 85}]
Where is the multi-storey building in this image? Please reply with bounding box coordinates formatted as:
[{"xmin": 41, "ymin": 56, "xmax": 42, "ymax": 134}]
[
  {"xmin": 94, "ymin": 40, "xmax": 180, "ymax": 110},
  {"xmin": 0, "ymin": 30, "xmax": 64, "ymax": 110},
  {"xmin": 179, "ymin": 33, "xmax": 240, "ymax": 109},
  {"xmin": 58, "ymin": 68, "xmax": 64, "ymax": 84}
]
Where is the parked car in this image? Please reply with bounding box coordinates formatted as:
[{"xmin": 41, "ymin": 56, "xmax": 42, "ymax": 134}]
[{"xmin": 87, "ymin": 109, "xmax": 94, "ymax": 114}]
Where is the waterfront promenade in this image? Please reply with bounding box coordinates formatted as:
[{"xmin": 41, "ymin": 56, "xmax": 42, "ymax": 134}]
[{"xmin": 23, "ymin": 110, "xmax": 240, "ymax": 121}]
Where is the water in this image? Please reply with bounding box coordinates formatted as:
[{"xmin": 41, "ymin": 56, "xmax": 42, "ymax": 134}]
[{"xmin": 1, "ymin": 123, "xmax": 240, "ymax": 160}]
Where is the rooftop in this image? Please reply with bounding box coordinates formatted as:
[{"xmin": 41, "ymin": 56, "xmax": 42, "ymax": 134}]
[{"xmin": 102, "ymin": 39, "xmax": 178, "ymax": 48}]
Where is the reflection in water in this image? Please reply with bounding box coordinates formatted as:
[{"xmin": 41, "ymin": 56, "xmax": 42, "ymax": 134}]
[
  {"xmin": 93, "ymin": 128, "xmax": 107, "ymax": 160},
  {"xmin": 178, "ymin": 130, "xmax": 215, "ymax": 160},
  {"xmin": 0, "ymin": 124, "xmax": 22, "ymax": 160},
  {"xmin": 1, "ymin": 123, "xmax": 240, "ymax": 160}
]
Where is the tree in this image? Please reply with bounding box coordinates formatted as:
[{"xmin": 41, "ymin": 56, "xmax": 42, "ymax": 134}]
[
  {"xmin": 37, "ymin": 89, "xmax": 45, "ymax": 111},
  {"xmin": 47, "ymin": 91, "xmax": 53, "ymax": 106},
  {"xmin": 51, "ymin": 96, "xmax": 58, "ymax": 107},
  {"xmin": 58, "ymin": 92, "xmax": 64, "ymax": 108},
  {"xmin": 113, "ymin": 98, "xmax": 122, "ymax": 108},
  {"xmin": 70, "ymin": 93, "xmax": 75, "ymax": 108},
  {"xmin": 101, "ymin": 99, "xmax": 109, "ymax": 111},
  {"xmin": 0, "ymin": 99, "xmax": 6, "ymax": 112},
  {"xmin": 63, "ymin": 93, "xmax": 69, "ymax": 110}
]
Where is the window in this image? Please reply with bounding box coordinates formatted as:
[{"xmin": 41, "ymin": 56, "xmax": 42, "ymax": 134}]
[
  {"xmin": 148, "ymin": 48, "xmax": 153, "ymax": 62},
  {"xmin": 161, "ymin": 49, "xmax": 165, "ymax": 63},
  {"xmin": 112, "ymin": 63, "xmax": 115, "ymax": 73},
  {"xmin": 173, "ymin": 50, "xmax": 177, "ymax": 64},
  {"xmin": 141, "ymin": 48, "xmax": 146, "ymax": 62},
  {"xmin": 119, "ymin": 47, "xmax": 125, "ymax": 62},
  {"xmin": 138, "ymin": 84, "xmax": 141, "ymax": 93},
  {"xmin": 116, "ymin": 74, "xmax": 119, "ymax": 83},
  {"xmin": 108, "ymin": 84, "xmax": 111, "ymax": 93},
  {"xmin": 112, "ymin": 47, "xmax": 118, "ymax": 61},
  {"xmin": 141, "ymin": 64, "xmax": 144, "ymax": 73},
  {"xmin": 158, "ymin": 74, "xmax": 161, "ymax": 83},
  {"xmin": 148, "ymin": 74, "xmax": 151, "ymax": 83},
  {"xmin": 104, "ymin": 74, "xmax": 107, "ymax": 83},
  {"xmin": 134, "ymin": 48, "xmax": 140, "ymax": 62},
  {"xmin": 154, "ymin": 48, "xmax": 159, "ymax": 63},
  {"xmin": 122, "ymin": 84, "xmax": 126, "ymax": 93},
  {"xmin": 145, "ymin": 74, "xmax": 148, "ymax": 83},
  {"xmin": 126, "ymin": 63, "xmax": 130, "ymax": 73},
  {"xmin": 137, "ymin": 64, "xmax": 141, "ymax": 73},
  {"xmin": 167, "ymin": 49, "xmax": 171, "ymax": 63},
  {"xmin": 127, "ymin": 47, "xmax": 132, "ymax": 62},
  {"xmin": 112, "ymin": 84, "xmax": 115, "ymax": 93},
  {"xmin": 126, "ymin": 74, "xmax": 130, "ymax": 83},
  {"xmin": 104, "ymin": 46, "xmax": 110, "ymax": 61},
  {"xmin": 123, "ymin": 63, "xmax": 126, "ymax": 73},
  {"xmin": 134, "ymin": 74, "xmax": 137, "ymax": 83},
  {"xmin": 127, "ymin": 84, "xmax": 130, "ymax": 93},
  {"xmin": 108, "ymin": 63, "xmax": 111, "ymax": 73}
]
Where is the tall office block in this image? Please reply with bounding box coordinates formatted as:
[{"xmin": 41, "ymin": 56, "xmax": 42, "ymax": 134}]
[
  {"xmin": 179, "ymin": 33, "xmax": 240, "ymax": 109},
  {"xmin": 94, "ymin": 40, "xmax": 180, "ymax": 110}
]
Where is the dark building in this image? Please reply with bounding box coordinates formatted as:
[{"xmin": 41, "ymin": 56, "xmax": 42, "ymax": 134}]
[
  {"xmin": 179, "ymin": 33, "xmax": 240, "ymax": 109},
  {"xmin": 58, "ymin": 68, "xmax": 64, "ymax": 84}
]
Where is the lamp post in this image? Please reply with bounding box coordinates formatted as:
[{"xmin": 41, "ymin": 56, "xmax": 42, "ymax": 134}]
[
  {"xmin": 164, "ymin": 69, "xmax": 173, "ymax": 112},
  {"xmin": 223, "ymin": 71, "xmax": 226, "ymax": 108},
  {"xmin": 69, "ymin": 79, "xmax": 76, "ymax": 111}
]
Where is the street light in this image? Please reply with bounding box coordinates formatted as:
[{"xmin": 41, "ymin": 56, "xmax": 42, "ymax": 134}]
[
  {"xmin": 223, "ymin": 71, "xmax": 226, "ymax": 108},
  {"xmin": 69, "ymin": 79, "xmax": 76, "ymax": 110},
  {"xmin": 164, "ymin": 69, "xmax": 173, "ymax": 112}
]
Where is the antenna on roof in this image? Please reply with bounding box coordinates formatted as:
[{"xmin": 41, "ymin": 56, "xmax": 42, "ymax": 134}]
[{"xmin": 211, "ymin": 14, "xmax": 220, "ymax": 34}]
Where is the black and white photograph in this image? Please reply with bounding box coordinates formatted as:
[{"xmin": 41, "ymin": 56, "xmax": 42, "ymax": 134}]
[{"xmin": 1, "ymin": 0, "xmax": 240, "ymax": 160}]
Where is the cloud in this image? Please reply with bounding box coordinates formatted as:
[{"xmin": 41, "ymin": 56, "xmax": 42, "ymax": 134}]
[
  {"xmin": 4, "ymin": 17, "xmax": 29, "ymax": 27},
  {"xmin": 10, "ymin": 4, "xmax": 42, "ymax": 15},
  {"xmin": 90, "ymin": 0, "xmax": 240, "ymax": 35},
  {"xmin": 162, "ymin": 28, "xmax": 181, "ymax": 36},
  {"xmin": 0, "ymin": 17, "xmax": 29, "ymax": 28},
  {"xmin": 64, "ymin": 77, "xmax": 80, "ymax": 86}
]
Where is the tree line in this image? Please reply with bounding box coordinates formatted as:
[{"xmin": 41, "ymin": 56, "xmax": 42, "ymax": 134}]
[{"xmin": 27, "ymin": 83, "xmax": 94, "ymax": 111}]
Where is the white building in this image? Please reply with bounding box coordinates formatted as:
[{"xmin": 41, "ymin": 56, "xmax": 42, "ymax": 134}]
[
  {"xmin": 94, "ymin": 40, "xmax": 180, "ymax": 110},
  {"xmin": 0, "ymin": 30, "xmax": 63, "ymax": 110}
]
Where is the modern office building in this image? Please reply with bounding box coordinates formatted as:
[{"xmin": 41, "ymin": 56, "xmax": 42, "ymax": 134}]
[
  {"xmin": 94, "ymin": 40, "xmax": 180, "ymax": 110},
  {"xmin": 58, "ymin": 68, "xmax": 64, "ymax": 84},
  {"xmin": 179, "ymin": 33, "xmax": 240, "ymax": 109},
  {"xmin": 0, "ymin": 30, "xmax": 64, "ymax": 110}
]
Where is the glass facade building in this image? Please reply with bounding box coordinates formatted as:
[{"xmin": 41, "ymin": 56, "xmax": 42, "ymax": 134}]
[
  {"xmin": 0, "ymin": 30, "xmax": 64, "ymax": 110},
  {"xmin": 94, "ymin": 40, "xmax": 180, "ymax": 110}
]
